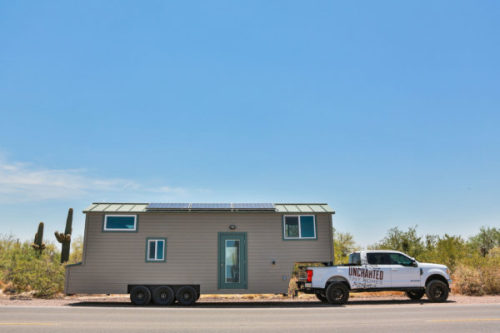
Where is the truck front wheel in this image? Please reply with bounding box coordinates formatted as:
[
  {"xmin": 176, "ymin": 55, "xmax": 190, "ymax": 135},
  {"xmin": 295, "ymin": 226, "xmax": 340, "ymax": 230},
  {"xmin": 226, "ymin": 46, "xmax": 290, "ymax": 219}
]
[
  {"xmin": 326, "ymin": 283, "xmax": 349, "ymax": 305},
  {"xmin": 405, "ymin": 289, "xmax": 425, "ymax": 300},
  {"xmin": 425, "ymin": 280, "xmax": 449, "ymax": 302}
]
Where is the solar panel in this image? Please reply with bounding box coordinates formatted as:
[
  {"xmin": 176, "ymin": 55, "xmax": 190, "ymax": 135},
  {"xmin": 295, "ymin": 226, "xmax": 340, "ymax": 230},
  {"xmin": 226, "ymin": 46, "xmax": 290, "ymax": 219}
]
[
  {"xmin": 191, "ymin": 203, "xmax": 232, "ymax": 209},
  {"xmin": 147, "ymin": 203, "xmax": 190, "ymax": 209},
  {"xmin": 147, "ymin": 203, "xmax": 276, "ymax": 210},
  {"xmin": 232, "ymin": 203, "xmax": 274, "ymax": 210}
]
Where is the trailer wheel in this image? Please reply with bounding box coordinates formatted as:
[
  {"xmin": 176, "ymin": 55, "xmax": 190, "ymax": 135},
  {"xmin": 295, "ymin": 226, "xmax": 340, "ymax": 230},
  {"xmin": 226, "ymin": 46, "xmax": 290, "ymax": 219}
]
[
  {"xmin": 315, "ymin": 291, "xmax": 328, "ymax": 303},
  {"xmin": 405, "ymin": 289, "xmax": 425, "ymax": 300},
  {"xmin": 130, "ymin": 286, "xmax": 151, "ymax": 305},
  {"xmin": 325, "ymin": 283, "xmax": 349, "ymax": 305},
  {"xmin": 426, "ymin": 280, "xmax": 449, "ymax": 302},
  {"xmin": 152, "ymin": 286, "xmax": 175, "ymax": 305},
  {"xmin": 176, "ymin": 286, "xmax": 197, "ymax": 306}
]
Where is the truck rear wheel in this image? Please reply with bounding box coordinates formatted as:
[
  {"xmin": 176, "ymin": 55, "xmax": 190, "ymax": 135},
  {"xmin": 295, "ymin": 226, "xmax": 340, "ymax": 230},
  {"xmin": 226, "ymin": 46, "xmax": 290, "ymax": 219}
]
[
  {"xmin": 315, "ymin": 291, "xmax": 328, "ymax": 303},
  {"xmin": 176, "ymin": 286, "xmax": 197, "ymax": 306},
  {"xmin": 405, "ymin": 289, "xmax": 425, "ymax": 300},
  {"xmin": 130, "ymin": 286, "xmax": 151, "ymax": 305},
  {"xmin": 425, "ymin": 280, "xmax": 449, "ymax": 302},
  {"xmin": 326, "ymin": 283, "xmax": 349, "ymax": 305},
  {"xmin": 152, "ymin": 286, "xmax": 175, "ymax": 305}
]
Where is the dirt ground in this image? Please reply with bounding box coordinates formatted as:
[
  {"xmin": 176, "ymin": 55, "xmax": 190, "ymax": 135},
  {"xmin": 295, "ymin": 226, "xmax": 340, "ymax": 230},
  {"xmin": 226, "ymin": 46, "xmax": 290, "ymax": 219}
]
[{"xmin": 0, "ymin": 291, "xmax": 499, "ymax": 306}]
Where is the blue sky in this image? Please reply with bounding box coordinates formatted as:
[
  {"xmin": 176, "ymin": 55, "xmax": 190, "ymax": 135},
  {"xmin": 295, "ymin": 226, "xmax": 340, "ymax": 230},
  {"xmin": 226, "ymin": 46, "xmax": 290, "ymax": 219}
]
[{"xmin": 0, "ymin": 1, "xmax": 499, "ymax": 246}]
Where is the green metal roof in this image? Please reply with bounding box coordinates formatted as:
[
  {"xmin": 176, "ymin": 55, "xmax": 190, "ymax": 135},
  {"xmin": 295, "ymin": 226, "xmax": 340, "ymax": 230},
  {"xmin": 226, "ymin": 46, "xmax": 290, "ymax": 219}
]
[
  {"xmin": 84, "ymin": 203, "xmax": 148, "ymax": 213},
  {"xmin": 84, "ymin": 202, "xmax": 334, "ymax": 214},
  {"xmin": 274, "ymin": 203, "xmax": 334, "ymax": 213}
]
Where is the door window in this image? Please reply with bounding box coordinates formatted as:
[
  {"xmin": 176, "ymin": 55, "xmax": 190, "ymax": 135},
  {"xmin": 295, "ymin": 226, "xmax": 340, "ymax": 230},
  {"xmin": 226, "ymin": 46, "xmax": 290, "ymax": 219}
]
[
  {"xmin": 225, "ymin": 240, "xmax": 240, "ymax": 283},
  {"xmin": 389, "ymin": 253, "xmax": 413, "ymax": 266},
  {"xmin": 367, "ymin": 253, "xmax": 391, "ymax": 265}
]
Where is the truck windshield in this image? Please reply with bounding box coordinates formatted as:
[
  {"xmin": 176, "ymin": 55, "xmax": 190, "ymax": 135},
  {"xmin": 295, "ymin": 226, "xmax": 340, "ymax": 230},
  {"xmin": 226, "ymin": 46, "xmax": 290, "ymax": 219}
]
[{"xmin": 348, "ymin": 253, "xmax": 361, "ymax": 265}]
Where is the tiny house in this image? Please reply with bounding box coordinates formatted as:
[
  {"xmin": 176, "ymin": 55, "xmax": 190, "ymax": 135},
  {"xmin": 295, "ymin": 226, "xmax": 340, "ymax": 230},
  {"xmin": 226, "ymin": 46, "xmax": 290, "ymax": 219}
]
[{"xmin": 65, "ymin": 202, "xmax": 335, "ymax": 305}]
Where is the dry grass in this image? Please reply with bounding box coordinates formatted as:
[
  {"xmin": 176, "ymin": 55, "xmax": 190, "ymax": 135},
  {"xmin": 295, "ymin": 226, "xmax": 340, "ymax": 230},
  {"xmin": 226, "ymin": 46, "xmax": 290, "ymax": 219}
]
[{"xmin": 452, "ymin": 264, "xmax": 500, "ymax": 296}]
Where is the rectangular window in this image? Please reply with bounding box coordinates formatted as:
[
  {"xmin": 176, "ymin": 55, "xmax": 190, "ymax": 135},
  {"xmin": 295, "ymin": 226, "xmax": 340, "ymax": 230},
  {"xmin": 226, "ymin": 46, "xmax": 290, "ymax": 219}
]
[
  {"xmin": 146, "ymin": 238, "xmax": 166, "ymax": 262},
  {"xmin": 389, "ymin": 253, "xmax": 413, "ymax": 266},
  {"xmin": 283, "ymin": 215, "xmax": 316, "ymax": 239},
  {"xmin": 104, "ymin": 215, "xmax": 137, "ymax": 231},
  {"xmin": 367, "ymin": 253, "xmax": 391, "ymax": 265},
  {"xmin": 225, "ymin": 240, "xmax": 240, "ymax": 283},
  {"xmin": 348, "ymin": 252, "xmax": 361, "ymax": 265}
]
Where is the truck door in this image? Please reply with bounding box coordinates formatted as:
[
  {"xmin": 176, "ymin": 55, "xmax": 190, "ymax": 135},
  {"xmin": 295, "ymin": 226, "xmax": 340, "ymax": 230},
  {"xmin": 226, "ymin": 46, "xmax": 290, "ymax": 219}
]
[
  {"xmin": 365, "ymin": 252, "xmax": 392, "ymax": 288},
  {"xmin": 388, "ymin": 252, "xmax": 420, "ymax": 287}
]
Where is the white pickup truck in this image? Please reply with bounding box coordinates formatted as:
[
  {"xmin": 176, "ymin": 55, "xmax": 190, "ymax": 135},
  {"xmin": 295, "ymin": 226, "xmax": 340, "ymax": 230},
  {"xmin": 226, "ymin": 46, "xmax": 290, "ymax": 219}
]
[{"xmin": 297, "ymin": 250, "xmax": 452, "ymax": 304}]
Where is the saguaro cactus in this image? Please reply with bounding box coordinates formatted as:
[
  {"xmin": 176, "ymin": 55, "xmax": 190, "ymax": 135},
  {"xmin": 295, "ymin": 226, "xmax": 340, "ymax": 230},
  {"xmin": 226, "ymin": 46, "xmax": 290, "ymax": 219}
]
[
  {"xmin": 31, "ymin": 222, "xmax": 46, "ymax": 254},
  {"xmin": 55, "ymin": 208, "xmax": 73, "ymax": 263}
]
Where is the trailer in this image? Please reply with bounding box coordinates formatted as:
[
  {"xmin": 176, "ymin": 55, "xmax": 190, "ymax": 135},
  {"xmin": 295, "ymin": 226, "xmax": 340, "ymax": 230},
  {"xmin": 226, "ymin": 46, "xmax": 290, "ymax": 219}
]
[{"xmin": 65, "ymin": 202, "xmax": 335, "ymax": 305}]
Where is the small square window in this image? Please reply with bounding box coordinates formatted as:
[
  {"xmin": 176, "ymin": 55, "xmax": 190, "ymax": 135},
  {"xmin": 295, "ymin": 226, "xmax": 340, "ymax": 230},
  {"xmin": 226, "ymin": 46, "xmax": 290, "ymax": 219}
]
[
  {"xmin": 104, "ymin": 215, "xmax": 137, "ymax": 231},
  {"xmin": 146, "ymin": 238, "xmax": 166, "ymax": 262},
  {"xmin": 283, "ymin": 215, "xmax": 316, "ymax": 240}
]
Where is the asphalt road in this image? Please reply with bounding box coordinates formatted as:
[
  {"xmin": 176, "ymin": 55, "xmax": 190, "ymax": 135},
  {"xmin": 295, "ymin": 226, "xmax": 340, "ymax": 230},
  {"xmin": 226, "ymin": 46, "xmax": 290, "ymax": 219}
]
[{"xmin": 0, "ymin": 302, "xmax": 499, "ymax": 332}]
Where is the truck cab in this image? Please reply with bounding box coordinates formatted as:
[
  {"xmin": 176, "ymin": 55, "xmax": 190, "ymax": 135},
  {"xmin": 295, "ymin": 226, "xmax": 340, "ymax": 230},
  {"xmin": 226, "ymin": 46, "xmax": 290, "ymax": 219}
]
[{"xmin": 298, "ymin": 250, "xmax": 452, "ymax": 305}]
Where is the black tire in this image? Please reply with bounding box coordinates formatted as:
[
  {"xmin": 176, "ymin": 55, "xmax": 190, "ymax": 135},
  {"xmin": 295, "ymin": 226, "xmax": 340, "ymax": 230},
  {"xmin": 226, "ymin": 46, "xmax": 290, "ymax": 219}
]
[
  {"xmin": 130, "ymin": 286, "xmax": 151, "ymax": 305},
  {"xmin": 152, "ymin": 286, "xmax": 175, "ymax": 305},
  {"xmin": 406, "ymin": 289, "xmax": 425, "ymax": 300},
  {"xmin": 325, "ymin": 283, "xmax": 349, "ymax": 305},
  {"xmin": 426, "ymin": 280, "xmax": 449, "ymax": 302},
  {"xmin": 315, "ymin": 291, "xmax": 328, "ymax": 303},
  {"xmin": 176, "ymin": 286, "xmax": 197, "ymax": 306}
]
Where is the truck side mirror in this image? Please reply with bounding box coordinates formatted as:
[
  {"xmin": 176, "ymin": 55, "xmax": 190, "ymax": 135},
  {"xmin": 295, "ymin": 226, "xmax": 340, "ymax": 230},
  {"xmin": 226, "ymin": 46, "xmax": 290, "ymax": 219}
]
[{"xmin": 411, "ymin": 260, "xmax": 418, "ymax": 267}]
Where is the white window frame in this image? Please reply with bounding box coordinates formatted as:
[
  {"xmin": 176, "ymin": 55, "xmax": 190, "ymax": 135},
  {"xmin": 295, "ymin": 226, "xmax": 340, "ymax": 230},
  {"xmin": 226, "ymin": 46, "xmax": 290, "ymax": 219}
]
[
  {"xmin": 283, "ymin": 215, "xmax": 316, "ymax": 240},
  {"xmin": 147, "ymin": 239, "xmax": 166, "ymax": 261},
  {"xmin": 103, "ymin": 214, "xmax": 137, "ymax": 231}
]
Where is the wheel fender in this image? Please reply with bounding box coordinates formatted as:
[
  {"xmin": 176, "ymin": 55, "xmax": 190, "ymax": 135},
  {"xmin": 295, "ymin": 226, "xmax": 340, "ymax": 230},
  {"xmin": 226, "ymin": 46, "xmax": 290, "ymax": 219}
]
[
  {"xmin": 325, "ymin": 276, "xmax": 351, "ymax": 290},
  {"xmin": 424, "ymin": 272, "xmax": 449, "ymax": 287}
]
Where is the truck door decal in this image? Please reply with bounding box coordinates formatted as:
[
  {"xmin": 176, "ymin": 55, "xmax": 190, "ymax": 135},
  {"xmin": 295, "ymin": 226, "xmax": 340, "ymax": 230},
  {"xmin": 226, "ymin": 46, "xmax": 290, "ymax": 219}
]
[
  {"xmin": 349, "ymin": 267, "xmax": 385, "ymax": 288},
  {"xmin": 348, "ymin": 267, "xmax": 384, "ymax": 280}
]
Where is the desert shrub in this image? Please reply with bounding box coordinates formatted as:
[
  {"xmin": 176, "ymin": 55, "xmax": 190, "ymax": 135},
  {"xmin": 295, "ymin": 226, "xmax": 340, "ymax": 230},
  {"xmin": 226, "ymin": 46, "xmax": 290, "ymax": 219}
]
[
  {"xmin": 452, "ymin": 260, "xmax": 500, "ymax": 296},
  {"xmin": 452, "ymin": 264, "xmax": 484, "ymax": 295},
  {"xmin": 8, "ymin": 253, "xmax": 65, "ymax": 297},
  {"xmin": 482, "ymin": 248, "xmax": 500, "ymax": 294},
  {"xmin": 0, "ymin": 235, "xmax": 65, "ymax": 297},
  {"xmin": 481, "ymin": 265, "xmax": 500, "ymax": 295}
]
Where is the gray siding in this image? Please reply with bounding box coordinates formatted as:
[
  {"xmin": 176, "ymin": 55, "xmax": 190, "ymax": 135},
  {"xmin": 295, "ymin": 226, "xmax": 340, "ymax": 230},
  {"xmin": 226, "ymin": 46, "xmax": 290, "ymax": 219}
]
[{"xmin": 66, "ymin": 212, "xmax": 333, "ymax": 294}]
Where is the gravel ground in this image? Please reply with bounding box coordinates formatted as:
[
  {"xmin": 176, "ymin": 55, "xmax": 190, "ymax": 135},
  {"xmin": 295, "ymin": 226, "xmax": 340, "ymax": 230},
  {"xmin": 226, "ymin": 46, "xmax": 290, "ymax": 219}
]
[{"xmin": 0, "ymin": 292, "xmax": 498, "ymax": 307}]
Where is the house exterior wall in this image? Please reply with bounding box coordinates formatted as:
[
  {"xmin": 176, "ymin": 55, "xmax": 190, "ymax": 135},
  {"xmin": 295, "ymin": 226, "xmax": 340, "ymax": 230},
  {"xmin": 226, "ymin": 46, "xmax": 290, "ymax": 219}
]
[{"xmin": 66, "ymin": 212, "xmax": 333, "ymax": 294}]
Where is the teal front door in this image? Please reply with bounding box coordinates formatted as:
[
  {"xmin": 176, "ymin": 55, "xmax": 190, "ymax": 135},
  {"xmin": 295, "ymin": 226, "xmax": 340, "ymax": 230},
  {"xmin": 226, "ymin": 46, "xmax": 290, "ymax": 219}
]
[{"xmin": 218, "ymin": 232, "xmax": 247, "ymax": 289}]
